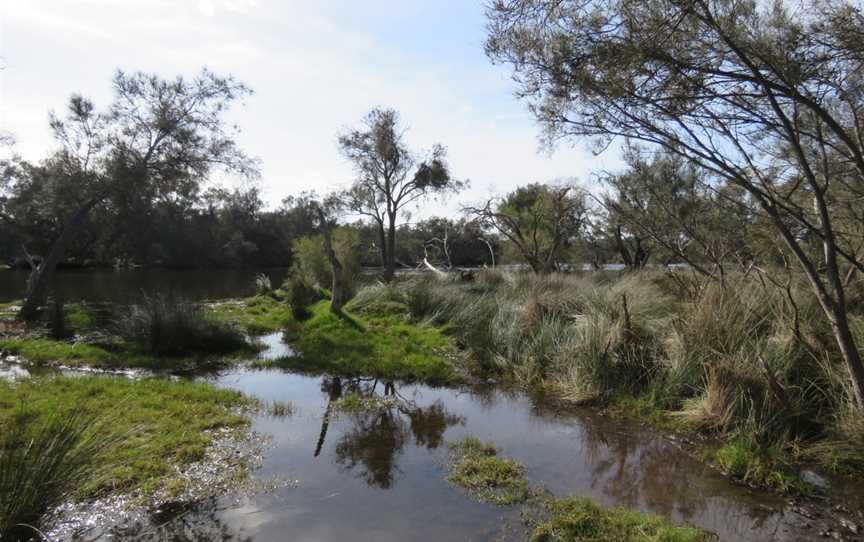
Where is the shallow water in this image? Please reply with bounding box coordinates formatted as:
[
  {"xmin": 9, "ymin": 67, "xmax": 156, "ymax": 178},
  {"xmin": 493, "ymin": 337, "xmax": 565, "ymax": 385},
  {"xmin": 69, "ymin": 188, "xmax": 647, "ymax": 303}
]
[
  {"xmin": 81, "ymin": 334, "xmax": 863, "ymax": 542},
  {"xmin": 4, "ymin": 333, "xmax": 862, "ymax": 541}
]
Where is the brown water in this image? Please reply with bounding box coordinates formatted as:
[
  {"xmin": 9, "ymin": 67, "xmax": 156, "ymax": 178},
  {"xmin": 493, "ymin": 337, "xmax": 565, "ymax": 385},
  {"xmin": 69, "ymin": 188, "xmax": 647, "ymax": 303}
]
[{"xmin": 45, "ymin": 334, "xmax": 860, "ymax": 541}]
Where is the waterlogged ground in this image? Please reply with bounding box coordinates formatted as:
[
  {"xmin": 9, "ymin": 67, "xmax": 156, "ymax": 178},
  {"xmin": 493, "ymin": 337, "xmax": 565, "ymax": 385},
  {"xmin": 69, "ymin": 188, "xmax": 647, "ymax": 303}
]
[{"xmin": 6, "ymin": 334, "xmax": 863, "ymax": 541}]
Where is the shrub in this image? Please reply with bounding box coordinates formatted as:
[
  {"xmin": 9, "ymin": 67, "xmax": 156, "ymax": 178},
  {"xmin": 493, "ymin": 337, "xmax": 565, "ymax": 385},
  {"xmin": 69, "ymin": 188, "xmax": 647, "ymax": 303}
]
[
  {"xmin": 117, "ymin": 292, "xmax": 248, "ymax": 356},
  {"xmin": 254, "ymin": 273, "xmax": 273, "ymax": 296},
  {"xmin": 285, "ymin": 276, "xmax": 322, "ymax": 320}
]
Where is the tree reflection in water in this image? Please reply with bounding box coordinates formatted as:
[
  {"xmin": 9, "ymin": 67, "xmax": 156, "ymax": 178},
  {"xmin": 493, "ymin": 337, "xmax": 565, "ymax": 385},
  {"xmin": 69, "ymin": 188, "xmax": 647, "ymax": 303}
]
[
  {"xmin": 315, "ymin": 377, "xmax": 464, "ymax": 489},
  {"xmin": 102, "ymin": 498, "xmax": 253, "ymax": 542}
]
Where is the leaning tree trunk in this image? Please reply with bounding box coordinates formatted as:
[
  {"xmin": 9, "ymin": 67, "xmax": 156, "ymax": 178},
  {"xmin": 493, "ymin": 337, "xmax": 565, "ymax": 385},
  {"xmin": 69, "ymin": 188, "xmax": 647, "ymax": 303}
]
[
  {"xmin": 18, "ymin": 199, "xmax": 100, "ymax": 322},
  {"xmin": 318, "ymin": 208, "xmax": 345, "ymax": 313}
]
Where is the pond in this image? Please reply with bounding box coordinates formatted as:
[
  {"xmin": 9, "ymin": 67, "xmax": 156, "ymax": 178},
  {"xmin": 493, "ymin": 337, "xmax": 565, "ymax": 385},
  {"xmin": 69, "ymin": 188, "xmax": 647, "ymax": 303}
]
[
  {"xmin": 37, "ymin": 334, "xmax": 861, "ymax": 542},
  {"xmin": 0, "ymin": 268, "xmax": 292, "ymax": 304}
]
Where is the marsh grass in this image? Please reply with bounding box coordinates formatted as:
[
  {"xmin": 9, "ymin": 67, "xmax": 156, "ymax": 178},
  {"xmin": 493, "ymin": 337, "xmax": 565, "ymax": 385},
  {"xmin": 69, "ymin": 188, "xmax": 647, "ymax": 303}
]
[
  {"xmin": 526, "ymin": 496, "xmax": 716, "ymax": 542},
  {"xmin": 0, "ymin": 376, "xmax": 253, "ymax": 500},
  {"xmin": 447, "ymin": 436, "xmax": 529, "ymax": 505},
  {"xmin": 391, "ymin": 270, "xmax": 864, "ymax": 489},
  {"xmin": 0, "ymin": 407, "xmax": 115, "ymax": 540},
  {"xmin": 117, "ymin": 292, "xmax": 249, "ymax": 356}
]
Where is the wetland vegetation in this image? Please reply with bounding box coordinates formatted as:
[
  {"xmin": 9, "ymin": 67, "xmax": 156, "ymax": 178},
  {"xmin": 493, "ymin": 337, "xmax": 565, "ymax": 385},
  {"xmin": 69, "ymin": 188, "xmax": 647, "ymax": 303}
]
[{"xmin": 4, "ymin": 0, "xmax": 864, "ymax": 539}]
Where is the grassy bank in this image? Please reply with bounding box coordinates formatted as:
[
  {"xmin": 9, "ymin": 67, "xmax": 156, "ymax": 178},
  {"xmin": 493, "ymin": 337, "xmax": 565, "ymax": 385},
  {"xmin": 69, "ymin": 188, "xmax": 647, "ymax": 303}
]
[
  {"xmin": 265, "ymin": 294, "xmax": 460, "ymax": 384},
  {"xmin": 0, "ymin": 375, "xmax": 255, "ymax": 537},
  {"xmin": 389, "ymin": 270, "xmax": 864, "ymax": 493}
]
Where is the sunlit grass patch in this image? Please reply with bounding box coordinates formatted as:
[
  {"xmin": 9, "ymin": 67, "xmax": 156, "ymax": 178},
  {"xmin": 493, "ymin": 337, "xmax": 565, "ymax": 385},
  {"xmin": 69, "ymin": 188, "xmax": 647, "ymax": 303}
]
[
  {"xmin": 207, "ymin": 294, "xmax": 295, "ymax": 334},
  {"xmin": 0, "ymin": 375, "xmax": 255, "ymax": 499},
  {"xmin": 447, "ymin": 435, "xmax": 529, "ymax": 505},
  {"xmin": 526, "ymin": 496, "xmax": 715, "ymax": 542},
  {"xmin": 275, "ymin": 301, "xmax": 460, "ymax": 384}
]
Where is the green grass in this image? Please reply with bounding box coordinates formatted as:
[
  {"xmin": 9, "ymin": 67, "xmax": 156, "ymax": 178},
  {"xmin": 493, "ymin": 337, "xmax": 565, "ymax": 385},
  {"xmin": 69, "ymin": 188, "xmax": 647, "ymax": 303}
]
[
  {"xmin": 0, "ymin": 375, "xmax": 254, "ymax": 497},
  {"xmin": 207, "ymin": 294, "xmax": 294, "ymax": 334},
  {"xmin": 527, "ymin": 496, "xmax": 715, "ymax": 542},
  {"xmin": 447, "ymin": 436, "xmax": 529, "ymax": 505},
  {"xmin": 707, "ymin": 437, "xmax": 808, "ymax": 494},
  {"xmin": 273, "ymin": 300, "xmax": 460, "ymax": 384}
]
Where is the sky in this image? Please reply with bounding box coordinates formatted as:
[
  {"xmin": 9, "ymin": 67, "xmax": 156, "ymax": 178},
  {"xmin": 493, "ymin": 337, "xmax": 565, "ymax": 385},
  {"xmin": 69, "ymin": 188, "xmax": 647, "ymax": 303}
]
[{"xmin": 0, "ymin": 0, "xmax": 623, "ymax": 217}]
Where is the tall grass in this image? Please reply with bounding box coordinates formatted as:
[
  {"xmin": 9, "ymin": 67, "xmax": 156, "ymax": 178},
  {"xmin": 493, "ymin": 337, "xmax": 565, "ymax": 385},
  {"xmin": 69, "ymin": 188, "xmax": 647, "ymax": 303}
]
[
  {"xmin": 117, "ymin": 292, "xmax": 248, "ymax": 356},
  {"xmin": 0, "ymin": 408, "xmax": 114, "ymax": 540},
  {"xmin": 388, "ymin": 269, "xmax": 863, "ymax": 485}
]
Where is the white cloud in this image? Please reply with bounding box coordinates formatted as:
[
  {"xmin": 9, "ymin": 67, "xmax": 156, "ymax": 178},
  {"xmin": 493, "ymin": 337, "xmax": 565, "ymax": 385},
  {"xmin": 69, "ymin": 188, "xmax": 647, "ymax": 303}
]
[{"xmin": 0, "ymin": 0, "xmax": 623, "ymax": 217}]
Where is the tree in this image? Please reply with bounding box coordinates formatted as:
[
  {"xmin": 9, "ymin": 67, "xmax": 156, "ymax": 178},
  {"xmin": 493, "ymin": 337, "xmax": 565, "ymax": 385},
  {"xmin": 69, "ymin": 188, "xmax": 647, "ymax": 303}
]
[
  {"xmin": 337, "ymin": 108, "xmax": 463, "ymax": 281},
  {"xmin": 486, "ymin": 0, "xmax": 864, "ymax": 407},
  {"xmin": 467, "ymin": 183, "xmax": 587, "ymax": 273},
  {"xmin": 16, "ymin": 69, "xmax": 256, "ymax": 320},
  {"xmin": 600, "ymin": 146, "xmax": 751, "ymax": 278}
]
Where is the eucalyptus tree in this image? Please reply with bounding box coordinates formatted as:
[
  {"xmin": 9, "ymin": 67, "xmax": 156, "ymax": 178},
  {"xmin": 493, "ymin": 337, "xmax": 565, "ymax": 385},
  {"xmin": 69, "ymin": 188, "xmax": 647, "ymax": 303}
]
[
  {"xmin": 486, "ymin": 0, "xmax": 864, "ymax": 408},
  {"xmin": 467, "ymin": 183, "xmax": 587, "ymax": 273},
  {"xmin": 337, "ymin": 108, "xmax": 463, "ymax": 281},
  {"xmin": 16, "ymin": 69, "xmax": 257, "ymax": 320}
]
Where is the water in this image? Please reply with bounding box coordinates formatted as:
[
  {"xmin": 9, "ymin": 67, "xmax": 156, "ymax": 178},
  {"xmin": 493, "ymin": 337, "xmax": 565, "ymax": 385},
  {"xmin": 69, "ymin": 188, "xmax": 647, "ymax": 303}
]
[
  {"xmin": 57, "ymin": 337, "xmax": 860, "ymax": 542},
  {"xmin": 4, "ymin": 335, "xmax": 861, "ymax": 541},
  {"xmin": 0, "ymin": 268, "xmax": 291, "ymax": 304}
]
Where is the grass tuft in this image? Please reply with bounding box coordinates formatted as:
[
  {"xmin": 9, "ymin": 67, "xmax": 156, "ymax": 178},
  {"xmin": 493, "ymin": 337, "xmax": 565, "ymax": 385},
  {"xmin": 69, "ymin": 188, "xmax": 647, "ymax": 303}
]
[{"xmin": 447, "ymin": 436, "xmax": 529, "ymax": 505}]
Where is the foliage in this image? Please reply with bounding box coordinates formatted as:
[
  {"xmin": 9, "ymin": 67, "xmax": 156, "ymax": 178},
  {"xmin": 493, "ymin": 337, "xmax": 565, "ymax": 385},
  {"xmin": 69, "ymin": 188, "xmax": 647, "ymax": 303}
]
[
  {"xmin": 207, "ymin": 295, "xmax": 294, "ymax": 335},
  {"xmin": 291, "ymin": 227, "xmax": 361, "ymax": 297},
  {"xmin": 466, "ymin": 183, "xmax": 587, "ymax": 274}
]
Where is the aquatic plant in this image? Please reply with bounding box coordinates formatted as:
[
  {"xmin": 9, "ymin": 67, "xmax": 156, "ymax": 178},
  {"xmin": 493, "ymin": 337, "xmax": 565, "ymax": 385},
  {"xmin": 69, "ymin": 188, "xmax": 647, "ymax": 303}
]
[{"xmin": 446, "ymin": 436, "xmax": 529, "ymax": 505}]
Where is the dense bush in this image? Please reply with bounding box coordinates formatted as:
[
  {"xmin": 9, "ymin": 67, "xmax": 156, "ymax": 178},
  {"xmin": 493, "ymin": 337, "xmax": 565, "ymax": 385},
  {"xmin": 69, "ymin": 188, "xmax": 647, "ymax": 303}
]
[
  {"xmin": 291, "ymin": 228, "xmax": 362, "ymax": 299},
  {"xmin": 284, "ymin": 276, "xmax": 322, "ymax": 320},
  {"xmin": 117, "ymin": 293, "xmax": 248, "ymax": 356}
]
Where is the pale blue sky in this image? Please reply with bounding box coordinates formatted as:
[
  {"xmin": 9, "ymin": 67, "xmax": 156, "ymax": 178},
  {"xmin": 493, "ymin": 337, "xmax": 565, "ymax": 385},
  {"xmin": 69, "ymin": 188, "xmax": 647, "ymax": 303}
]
[{"xmin": 0, "ymin": 0, "xmax": 622, "ymax": 215}]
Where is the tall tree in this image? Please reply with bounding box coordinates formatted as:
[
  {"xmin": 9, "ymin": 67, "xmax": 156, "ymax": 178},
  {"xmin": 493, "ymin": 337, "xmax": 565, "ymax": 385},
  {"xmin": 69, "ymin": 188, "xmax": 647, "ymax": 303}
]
[
  {"xmin": 467, "ymin": 183, "xmax": 587, "ymax": 273},
  {"xmin": 337, "ymin": 108, "xmax": 463, "ymax": 281},
  {"xmin": 486, "ymin": 0, "xmax": 864, "ymax": 407},
  {"xmin": 16, "ymin": 69, "xmax": 257, "ymax": 320}
]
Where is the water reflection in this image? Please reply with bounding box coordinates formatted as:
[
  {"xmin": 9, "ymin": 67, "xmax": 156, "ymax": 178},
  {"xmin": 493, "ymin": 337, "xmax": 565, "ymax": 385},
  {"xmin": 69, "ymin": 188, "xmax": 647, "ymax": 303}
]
[{"xmin": 316, "ymin": 377, "xmax": 464, "ymax": 489}]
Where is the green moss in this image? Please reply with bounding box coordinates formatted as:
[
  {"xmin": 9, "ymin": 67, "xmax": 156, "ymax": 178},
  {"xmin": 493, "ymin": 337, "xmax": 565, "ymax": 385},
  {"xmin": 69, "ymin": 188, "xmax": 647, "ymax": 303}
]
[
  {"xmin": 207, "ymin": 294, "xmax": 294, "ymax": 334},
  {"xmin": 447, "ymin": 436, "xmax": 529, "ymax": 505},
  {"xmin": 0, "ymin": 375, "xmax": 254, "ymax": 497},
  {"xmin": 274, "ymin": 301, "xmax": 459, "ymax": 384},
  {"xmin": 708, "ymin": 437, "xmax": 808, "ymax": 494},
  {"xmin": 527, "ymin": 496, "xmax": 715, "ymax": 542}
]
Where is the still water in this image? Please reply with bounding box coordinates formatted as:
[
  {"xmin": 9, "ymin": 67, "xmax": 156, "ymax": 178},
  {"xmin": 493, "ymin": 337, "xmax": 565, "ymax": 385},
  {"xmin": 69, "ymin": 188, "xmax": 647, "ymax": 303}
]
[
  {"xmin": 47, "ymin": 335, "xmax": 857, "ymax": 542},
  {"xmin": 0, "ymin": 268, "xmax": 292, "ymax": 304}
]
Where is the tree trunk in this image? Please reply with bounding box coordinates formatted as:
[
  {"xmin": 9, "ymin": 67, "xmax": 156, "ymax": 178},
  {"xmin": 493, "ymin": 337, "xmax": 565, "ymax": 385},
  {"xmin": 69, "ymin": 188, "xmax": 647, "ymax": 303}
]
[
  {"xmin": 376, "ymin": 220, "xmax": 387, "ymax": 274},
  {"xmin": 318, "ymin": 208, "xmax": 345, "ymax": 313},
  {"xmin": 18, "ymin": 199, "xmax": 100, "ymax": 322},
  {"xmin": 383, "ymin": 214, "xmax": 396, "ymax": 282}
]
